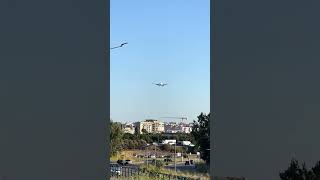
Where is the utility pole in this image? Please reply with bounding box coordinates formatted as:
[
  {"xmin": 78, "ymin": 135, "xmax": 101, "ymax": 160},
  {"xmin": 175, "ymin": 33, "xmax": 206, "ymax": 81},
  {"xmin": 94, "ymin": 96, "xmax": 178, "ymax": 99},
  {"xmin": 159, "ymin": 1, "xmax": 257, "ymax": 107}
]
[
  {"xmin": 181, "ymin": 149, "xmax": 183, "ymax": 163},
  {"xmin": 146, "ymin": 148, "xmax": 149, "ymax": 167},
  {"xmin": 157, "ymin": 133, "xmax": 159, "ymax": 162},
  {"xmin": 174, "ymin": 141, "xmax": 176, "ymax": 172},
  {"xmin": 146, "ymin": 155, "xmax": 148, "ymax": 167},
  {"xmin": 154, "ymin": 143, "xmax": 156, "ymax": 166}
]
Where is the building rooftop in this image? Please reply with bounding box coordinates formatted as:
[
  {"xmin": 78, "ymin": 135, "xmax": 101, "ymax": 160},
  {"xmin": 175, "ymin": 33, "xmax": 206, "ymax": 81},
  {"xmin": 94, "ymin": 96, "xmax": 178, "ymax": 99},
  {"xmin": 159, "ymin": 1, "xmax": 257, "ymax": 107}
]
[{"xmin": 144, "ymin": 119, "xmax": 159, "ymax": 122}]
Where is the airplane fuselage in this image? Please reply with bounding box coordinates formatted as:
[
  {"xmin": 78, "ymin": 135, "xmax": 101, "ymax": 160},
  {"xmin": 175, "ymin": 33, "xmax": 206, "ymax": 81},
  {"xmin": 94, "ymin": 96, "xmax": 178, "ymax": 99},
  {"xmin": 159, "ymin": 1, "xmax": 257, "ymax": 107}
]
[{"xmin": 154, "ymin": 82, "xmax": 167, "ymax": 87}]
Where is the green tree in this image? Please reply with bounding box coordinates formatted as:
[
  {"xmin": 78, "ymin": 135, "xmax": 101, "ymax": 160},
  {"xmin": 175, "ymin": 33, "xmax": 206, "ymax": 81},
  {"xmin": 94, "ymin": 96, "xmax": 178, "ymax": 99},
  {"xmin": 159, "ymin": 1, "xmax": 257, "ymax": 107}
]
[
  {"xmin": 138, "ymin": 139, "xmax": 147, "ymax": 147},
  {"xmin": 141, "ymin": 129, "xmax": 148, "ymax": 134},
  {"xmin": 134, "ymin": 126, "xmax": 139, "ymax": 136},
  {"xmin": 312, "ymin": 161, "xmax": 320, "ymax": 178},
  {"xmin": 301, "ymin": 163, "xmax": 315, "ymax": 180},
  {"xmin": 279, "ymin": 159, "xmax": 320, "ymax": 180},
  {"xmin": 153, "ymin": 160, "xmax": 164, "ymax": 168},
  {"xmin": 191, "ymin": 112, "xmax": 210, "ymax": 164},
  {"xmin": 110, "ymin": 121, "xmax": 123, "ymax": 156},
  {"xmin": 161, "ymin": 144, "xmax": 171, "ymax": 151},
  {"xmin": 123, "ymin": 133, "xmax": 135, "ymax": 140},
  {"xmin": 140, "ymin": 132, "xmax": 152, "ymax": 143},
  {"xmin": 279, "ymin": 159, "xmax": 304, "ymax": 180}
]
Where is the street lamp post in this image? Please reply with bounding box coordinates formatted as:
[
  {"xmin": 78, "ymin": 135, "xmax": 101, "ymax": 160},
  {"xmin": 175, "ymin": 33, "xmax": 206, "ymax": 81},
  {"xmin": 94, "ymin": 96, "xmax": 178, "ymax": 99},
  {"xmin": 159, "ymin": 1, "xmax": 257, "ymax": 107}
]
[
  {"xmin": 154, "ymin": 143, "xmax": 156, "ymax": 166},
  {"xmin": 146, "ymin": 147, "xmax": 149, "ymax": 167},
  {"xmin": 174, "ymin": 141, "xmax": 176, "ymax": 172}
]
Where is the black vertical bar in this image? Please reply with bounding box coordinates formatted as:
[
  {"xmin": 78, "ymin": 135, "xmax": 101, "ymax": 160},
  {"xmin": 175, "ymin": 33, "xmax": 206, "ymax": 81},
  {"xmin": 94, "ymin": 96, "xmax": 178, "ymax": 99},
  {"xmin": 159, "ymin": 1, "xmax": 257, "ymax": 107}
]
[
  {"xmin": 105, "ymin": 0, "xmax": 110, "ymax": 178},
  {"xmin": 211, "ymin": 0, "xmax": 216, "ymax": 178}
]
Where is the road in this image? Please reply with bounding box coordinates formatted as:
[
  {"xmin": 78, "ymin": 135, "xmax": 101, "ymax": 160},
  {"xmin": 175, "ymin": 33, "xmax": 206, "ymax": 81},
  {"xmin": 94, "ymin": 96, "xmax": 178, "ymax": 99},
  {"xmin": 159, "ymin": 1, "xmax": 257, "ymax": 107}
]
[
  {"xmin": 110, "ymin": 158, "xmax": 197, "ymax": 175},
  {"xmin": 165, "ymin": 163, "xmax": 196, "ymax": 172}
]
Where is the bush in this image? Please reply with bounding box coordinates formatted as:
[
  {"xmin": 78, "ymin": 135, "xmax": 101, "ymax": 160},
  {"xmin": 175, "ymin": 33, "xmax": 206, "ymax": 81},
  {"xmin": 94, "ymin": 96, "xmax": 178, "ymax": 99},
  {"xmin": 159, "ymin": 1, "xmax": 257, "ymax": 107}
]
[
  {"xmin": 279, "ymin": 158, "xmax": 320, "ymax": 180},
  {"xmin": 155, "ymin": 160, "xmax": 164, "ymax": 168},
  {"xmin": 151, "ymin": 160, "xmax": 164, "ymax": 168},
  {"xmin": 161, "ymin": 144, "xmax": 171, "ymax": 151},
  {"xmin": 170, "ymin": 146, "xmax": 184, "ymax": 153},
  {"xmin": 141, "ymin": 164, "xmax": 162, "ymax": 175},
  {"xmin": 195, "ymin": 162, "xmax": 209, "ymax": 173}
]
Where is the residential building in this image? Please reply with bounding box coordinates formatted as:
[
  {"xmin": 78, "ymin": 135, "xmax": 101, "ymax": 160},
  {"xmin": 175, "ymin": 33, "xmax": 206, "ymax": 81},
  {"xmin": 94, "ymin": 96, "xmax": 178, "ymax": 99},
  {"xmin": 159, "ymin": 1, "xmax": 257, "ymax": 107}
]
[
  {"xmin": 162, "ymin": 139, "xmax": 176, "ymax": 145},
  {"xmin": 135, "ymin": 119, "xmax": 165, "ymax": 134},
  {"xmin": 164, "ymin": 122, "xmax": 193, "ymax": 133},
  {"xmin": 122, "ymin": 123, "xmax": 135, "ymax": 134},
  {"xmin": 179, "ymin": 125, "xmax": 192, "ymax": 133}
]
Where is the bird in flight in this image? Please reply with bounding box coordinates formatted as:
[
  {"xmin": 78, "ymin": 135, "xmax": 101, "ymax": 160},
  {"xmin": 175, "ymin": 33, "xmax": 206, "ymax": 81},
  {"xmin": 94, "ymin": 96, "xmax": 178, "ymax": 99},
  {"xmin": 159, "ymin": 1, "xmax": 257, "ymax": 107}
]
[
  {"xmin": 153, "ymin": 82, "xmax": 168, "ymax": 87},
  {"xmin": 120, "ymin": 42, "xmax": 128, "ymax": 47},
  {"xmin": 110, "ymin": 42, "xmax": 128, "ymax": 50}
]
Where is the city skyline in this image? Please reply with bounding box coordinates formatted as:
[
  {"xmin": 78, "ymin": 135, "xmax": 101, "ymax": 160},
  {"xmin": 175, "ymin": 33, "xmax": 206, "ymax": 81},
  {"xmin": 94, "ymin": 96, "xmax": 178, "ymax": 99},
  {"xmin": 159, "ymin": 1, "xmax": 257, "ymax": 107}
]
[
  {"xmin": 111, "ymin": 118, "xmax": 195, "ymax": 124},
  {"xmin": 119, "ymin": 119, "xmax": 194, "ymax": 134},
  {"xmin": 110, "ymin": 0, "xmax": 210, "ymax": 123}
]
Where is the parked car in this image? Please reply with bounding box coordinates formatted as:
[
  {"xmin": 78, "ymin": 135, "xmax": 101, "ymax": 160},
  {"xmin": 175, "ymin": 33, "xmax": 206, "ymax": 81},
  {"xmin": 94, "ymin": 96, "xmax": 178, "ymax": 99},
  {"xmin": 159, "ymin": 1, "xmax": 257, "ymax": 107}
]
[
  {"xmin": 125, "ymin": 159, "xmax": 132, "ymax": 164},
  {"xmin": 110, "ymin": 165, "xmax": 121, "ymax": 175},
  {"xmin": 185, "ymin": 161, "xmax": 190, "ymax": 165},
  {"xmin": 164, "ymin": 158, "xmax": 172, "ymax": 162},
  {"xmin": 117, "ymin": 159, "xmax": 126, "ymax": 165}
]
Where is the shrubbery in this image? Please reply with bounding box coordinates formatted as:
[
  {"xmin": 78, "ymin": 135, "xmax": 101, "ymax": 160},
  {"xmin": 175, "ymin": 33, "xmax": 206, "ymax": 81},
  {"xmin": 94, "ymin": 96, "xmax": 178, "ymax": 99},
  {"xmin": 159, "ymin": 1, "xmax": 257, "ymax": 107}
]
[
  {"xmin": 280, "ymin": 158, "xmax": 320, "ymax": 180},
  {"xmin": 191, "ymin": 113, "xmax": 210, "ymax": 164},
  {"xmin": 195, "ymin": 162, "xmax": 209, "ymax": 173}
]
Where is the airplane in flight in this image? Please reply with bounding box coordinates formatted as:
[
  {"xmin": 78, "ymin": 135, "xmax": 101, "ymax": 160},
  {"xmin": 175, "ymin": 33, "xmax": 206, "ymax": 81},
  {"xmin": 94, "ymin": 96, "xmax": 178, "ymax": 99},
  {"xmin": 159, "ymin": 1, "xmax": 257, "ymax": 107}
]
[{"xmin": 153, "ymin": 82, "xmax": 168, "ymax": 87}]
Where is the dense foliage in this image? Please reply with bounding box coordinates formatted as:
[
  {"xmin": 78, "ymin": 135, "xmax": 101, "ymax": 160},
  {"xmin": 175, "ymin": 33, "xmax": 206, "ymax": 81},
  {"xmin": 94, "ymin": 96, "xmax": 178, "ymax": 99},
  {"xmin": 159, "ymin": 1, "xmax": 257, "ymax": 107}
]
[
  {"xmin": 111, "ymin": 112, "xmax": 211, "ymax": 159},
  {"xmin": 110, "ymin": 121, "xmax": 123, "ymax": 156},
  {"xmin": 280, "ymin": 158, "xmax": 320, "ymax": 180},
  {"xmin": 191, "ymin": 112, "xmax": 210, "ymax": 164},
  {"xmin": 110, "ymin": 120, "xmax": 194, "ymax": 155}
]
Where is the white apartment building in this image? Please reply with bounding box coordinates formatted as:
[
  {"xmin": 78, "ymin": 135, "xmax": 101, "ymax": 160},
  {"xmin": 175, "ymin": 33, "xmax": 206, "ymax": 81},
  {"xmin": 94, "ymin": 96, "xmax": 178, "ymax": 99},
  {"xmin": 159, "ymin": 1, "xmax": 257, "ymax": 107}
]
[
  {"xmin": 165, "ymin": 123, "xmax": 193, "ymax": 134},
  {"xmin": 135, "ymin": 119, "xmax": 165, "ymax": 134},
  {"xmin": 180, "ymin": 126, "xmax": 192, "ymax": 133},
  {"xmin": 123, "ymin": 126, "xmax": 135, "ymax": 134},
  {"xmin": 122, "ymin": 123, "xmax": 135, "ymax": 134}
]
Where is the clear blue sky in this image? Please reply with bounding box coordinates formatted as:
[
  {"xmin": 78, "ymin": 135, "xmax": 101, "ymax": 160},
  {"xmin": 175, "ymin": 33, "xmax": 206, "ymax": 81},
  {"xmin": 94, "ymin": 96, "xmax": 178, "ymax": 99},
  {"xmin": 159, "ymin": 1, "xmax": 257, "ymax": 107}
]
[{"xmin": 110, "ymin": 0, "xmax": 210, "ymax": 123}]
